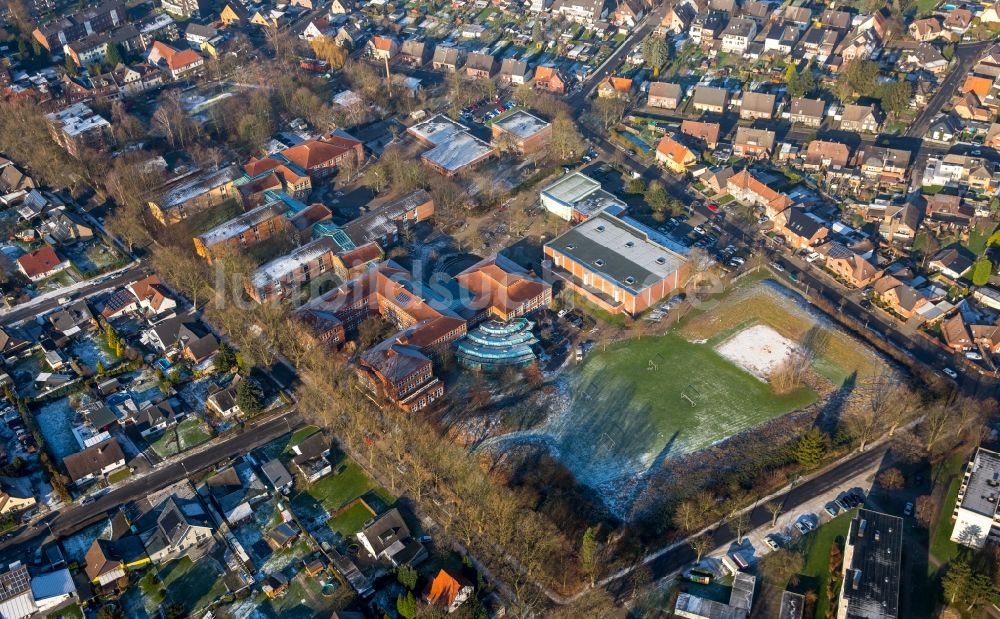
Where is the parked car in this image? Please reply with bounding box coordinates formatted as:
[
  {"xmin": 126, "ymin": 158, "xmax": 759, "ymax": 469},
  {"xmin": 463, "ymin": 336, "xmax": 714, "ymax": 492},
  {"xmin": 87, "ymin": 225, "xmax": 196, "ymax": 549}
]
[
  {"xmin": 943, "ymin": 367, "xmax": 959, "ymax": 379},
  {"xmin": 965, "ymin": 352, "xmax": 983, "ymax": 361},
  {"xmin": 771, "ymin": 262, "xmax": 785, "ymax": 272},
  {"xmin": 903, "ymin": 502, "xmax": 914, "ymax": 517},
  {"xmin": 707, "ymin": 203, "xmax": 719, "ymax": 212},
  {"xmin": 763, "ymin": 535, "xmax": 780, "ymax": 551},
  {"xmin": 824, "ymin": 502, "xmax": 839, "ymax": 517}
]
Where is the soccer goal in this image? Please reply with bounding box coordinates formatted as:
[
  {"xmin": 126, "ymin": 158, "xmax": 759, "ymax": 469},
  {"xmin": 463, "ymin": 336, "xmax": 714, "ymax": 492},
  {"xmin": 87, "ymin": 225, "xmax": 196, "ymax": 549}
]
[{"xmin": 680, "ymin": 383, "xmax": 703, "ymax": 407}]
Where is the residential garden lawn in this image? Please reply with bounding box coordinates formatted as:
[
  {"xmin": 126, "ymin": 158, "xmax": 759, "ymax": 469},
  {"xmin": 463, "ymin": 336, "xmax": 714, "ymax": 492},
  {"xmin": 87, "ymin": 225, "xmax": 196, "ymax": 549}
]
[
  {"xmin": 286, "ymin": 426, "xmax": 321, "ymax": 451},
  {"xmin": 327, "ymin": 501, "xmax": 376, "ymax": 537},
  {"xmin": 252, "ymin": 572, "xmax": 344, "ymax": 619},
  {"xmin": 176, "ymin": 198, "xmax": 242, "ymax": 237},
  {"xmin": 47, "ymin": 604, "xmax": 83, "ymax": 619},
  {"xmin": 716, "ymin": 194, "xmax": 735, "ymax": 205},
  {"xmin": 158, "ymin": 557, "xmax": 229, "ymax": 615},
  {"xmin": 150, "ymin": 417, "xmax": 212, "ymax": 458},
  {"xmin": 291, "ymin": 460, "xmax": 388, "ymax": 514},
  {"xmin": 107, "ymin": 467, "xmax": 132, "ymax": 484},
  {"xmin": 571, "ymin": 332, "xmax": 816, "ymax": 462},
  {"xmin": 793, "ymin": 512, "xmax": 853, "ymax": 619},
  {"xmin": 912, "ymin": 0, "xmax": 939, "ymax": 15},
  {"xmin": 965, "ymin": 223, "xmax": 995, "ymax": 256}
]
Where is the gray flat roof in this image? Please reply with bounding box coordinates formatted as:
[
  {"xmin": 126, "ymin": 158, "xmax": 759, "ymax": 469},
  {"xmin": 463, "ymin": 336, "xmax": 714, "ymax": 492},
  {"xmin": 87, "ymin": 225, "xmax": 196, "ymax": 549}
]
[
  {"xmin": 779, "ymin": 591, "xmax": 805, "ymax": 619},
  {"xmin": 421, "ymin": 132, "xmax": 494, "ymax": 172},
  {"xmin": 493, "ymin": 110, "xmax": 550, "ymax": 139},
  {"xmin": 729, "ymin": 573, "xmax": 756, "ymax": 610},
  {"xmin": 960, "ymin": 447, "xmax": 1000, "ymax": 517},
  {"xmin": 843, "ymin": 509, "xmax": 902, "ymax": 619},
  {"xmin": 542, "ymin": 171, "xmax": 602, "ymax": 205},
  {"xmin": 546, "ymin": 211, "xmax": 687, "ymax": 293},
  {"xmin": 674, "ymin": 593, "xmax": 748, "ymax": 619},
  {"xmin": 407, "ymin": 114, "xmax": 467, "ymax": 145}
]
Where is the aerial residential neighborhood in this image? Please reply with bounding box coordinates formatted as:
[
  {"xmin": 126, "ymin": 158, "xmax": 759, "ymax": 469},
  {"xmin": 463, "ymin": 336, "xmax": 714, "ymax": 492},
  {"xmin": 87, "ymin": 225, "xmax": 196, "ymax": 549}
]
[{"xmin": 1, "ymin": 0, "xmax": 1000, "ymax": 616}]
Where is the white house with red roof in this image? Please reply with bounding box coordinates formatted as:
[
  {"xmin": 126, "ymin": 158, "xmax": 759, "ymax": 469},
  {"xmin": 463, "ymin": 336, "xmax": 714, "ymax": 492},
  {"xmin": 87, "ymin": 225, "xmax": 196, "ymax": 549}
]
[
  {"xmin": 16, "ymin": 245, "xmax": 70, "ymax": 282},
  {"xmin": 146, "ymin": 41, "xmax": 204, "ymax": 80}
]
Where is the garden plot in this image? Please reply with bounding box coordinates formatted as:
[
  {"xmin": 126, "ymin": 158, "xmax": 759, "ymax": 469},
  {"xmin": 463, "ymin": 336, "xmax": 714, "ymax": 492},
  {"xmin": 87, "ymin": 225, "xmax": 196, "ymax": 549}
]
[
  {"xmin": 716, "ymin": 324, "xmax": 801, "ymax": 381},
  {"xmin": 35, "ymin": 399, "xmax": 80, "ymax": 460},
  {"xmin": 149, "ymin": 417, "xmax": 212, "ymax": 458},
  {"xmin": 69, "ymin": 336, "xmax": 119, "ymax": 371}
]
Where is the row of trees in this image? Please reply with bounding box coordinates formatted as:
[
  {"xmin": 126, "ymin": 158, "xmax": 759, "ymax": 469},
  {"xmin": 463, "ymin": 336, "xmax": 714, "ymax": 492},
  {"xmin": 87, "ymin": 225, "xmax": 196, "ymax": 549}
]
[{"xmin": 143, "ymin": 241, "xmax": 606, "ymax": 612}]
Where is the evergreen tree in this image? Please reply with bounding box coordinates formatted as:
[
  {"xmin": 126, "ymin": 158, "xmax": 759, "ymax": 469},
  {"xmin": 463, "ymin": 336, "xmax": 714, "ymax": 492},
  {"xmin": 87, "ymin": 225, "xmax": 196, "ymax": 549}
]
[
  {"xmin": 793, "ymin": 427, "xmax": 827, "ymax": 469},
  {"xmin": 215, "ymin": 342, "xmax": 237, "ymax": 372},
  {"xmin": 942, "ymin": 560, "xmax": 972, "ymax": 605},
  {"xmin": 580, "ymin": 526, "xmax": 599, "ymax": 584},
  {"xmin": 65, "ymin": 56, "xmax": 78, "ymax": 76},
  {"xmin": 642, "ymin": 36, "xmax": 668, "ymax": 75},
  {"xmin": 105, "ymin": 42, "xmax": 123, "ymax": 67},
  {"xmin": 235, "ymin": 377, "xmax": 264, "ymax": 415},
  {"xmin": 396, "ymin": 592, "xmax": 417, "ymax": 619},
  {"xmin": 96, "ymin": 361, "xmax": 105, "ymax": 376},
  {"xmin": 397, "ymin": 564, "xmax": 418, "ymax": 590}
]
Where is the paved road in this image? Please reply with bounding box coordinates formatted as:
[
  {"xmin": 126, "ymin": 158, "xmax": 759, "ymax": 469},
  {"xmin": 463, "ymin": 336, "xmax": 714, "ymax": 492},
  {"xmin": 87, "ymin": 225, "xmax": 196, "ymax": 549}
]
[
  {"xmin": 567, "ymin": 3, "xmax": 669, "ymax": 107},
  {"xmin": 906, "ymin": 40, "xmax": 992, "ymax": 139},
  {"xmin": 0, "ymin": 408, "xmax": 302, "ymax": 563},
  {"xmin": 0, "ymin": 261, "xmax": 149, "ymax": 328},
  {"xmin": 611, "ymin": 445, "xmax": 890, "ymax": 593}
]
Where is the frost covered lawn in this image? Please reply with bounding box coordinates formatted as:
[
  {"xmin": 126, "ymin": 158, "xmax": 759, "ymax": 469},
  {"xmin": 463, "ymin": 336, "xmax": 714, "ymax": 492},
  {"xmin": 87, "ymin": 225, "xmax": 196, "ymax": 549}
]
[
  {"xmin": 716, "ymin": 324, "xmax": 800, "ymax": 381},
  {"xmin": 571, "ymin": 332, "xmax": 815, "ymax": 461},
  {"xmin": 149, "ymin": 417, "xmax": 212, "ymax": 458},
  {"xmin": 35, "ymin": 399, "xmax": 79, "ymax": 460}
]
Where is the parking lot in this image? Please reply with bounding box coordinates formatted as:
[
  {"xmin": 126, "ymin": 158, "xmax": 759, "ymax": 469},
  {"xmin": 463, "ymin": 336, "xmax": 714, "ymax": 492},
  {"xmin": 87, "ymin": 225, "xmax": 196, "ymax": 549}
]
[{"xmin": 701, "ymin": 450, "xmax": 882, "ymax": 576}]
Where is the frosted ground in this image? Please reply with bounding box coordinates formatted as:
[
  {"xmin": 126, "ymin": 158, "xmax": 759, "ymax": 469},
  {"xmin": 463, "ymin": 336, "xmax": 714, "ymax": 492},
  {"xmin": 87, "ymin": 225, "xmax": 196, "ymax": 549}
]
[
  {"xmin": 716, "ymin": 324, "xmax": 801, "ymax": 381},
  {"xmin": 480, "ymin": 280, "xmax": 890, "ymax": 517}
]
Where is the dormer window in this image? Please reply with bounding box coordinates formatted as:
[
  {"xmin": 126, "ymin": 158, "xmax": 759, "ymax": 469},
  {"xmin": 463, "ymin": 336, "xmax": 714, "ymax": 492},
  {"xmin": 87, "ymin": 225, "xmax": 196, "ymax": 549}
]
[
  {"xmin": 596, "ymin": 225, "xmax": 606, "ymax": 232},
  {"xmin": 625, "ymin": 241, "xmax": 635, "ymax": 248},
  {"xmin": 625, "ymin": 276, "xmax": 635, "ymax": 285},
  {"xmin": 656, "ymin": 257, "xmax": 667, "ymax": 265},
  {"xmin": 566, "ymin": 244, "xmax": 575, "ymax": 250},
  {"xmin": 594, "ymin": 259, "xmax": 605, "ymax": 267}
]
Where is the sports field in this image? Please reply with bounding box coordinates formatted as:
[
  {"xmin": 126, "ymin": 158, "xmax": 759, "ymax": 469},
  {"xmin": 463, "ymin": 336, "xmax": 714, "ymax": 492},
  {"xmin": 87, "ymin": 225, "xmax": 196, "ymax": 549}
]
[
  {"xmin": 679, "ymin": 280, "xmax": 885, "ymax": 385},
  {"xmin": 566, "ymin": 333, "xmax": 816, "ymax": 467},
  {"xmin": 484, "ymin": 280, "xmax": 889, "ymax": 516}
]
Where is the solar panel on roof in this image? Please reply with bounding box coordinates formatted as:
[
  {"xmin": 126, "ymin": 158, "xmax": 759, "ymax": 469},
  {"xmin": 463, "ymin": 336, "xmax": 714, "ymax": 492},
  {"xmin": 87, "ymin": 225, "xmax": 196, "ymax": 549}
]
[{"xmin": 395, "ymin": 292, "xmax": 410, "ymax": 305}]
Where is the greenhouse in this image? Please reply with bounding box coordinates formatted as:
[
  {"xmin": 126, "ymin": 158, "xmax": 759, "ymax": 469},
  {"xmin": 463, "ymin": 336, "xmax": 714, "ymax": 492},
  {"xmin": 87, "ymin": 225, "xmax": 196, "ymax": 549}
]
[{"xmin": 455, "ymin": 318, "xmax": 539, "ymax": 371}]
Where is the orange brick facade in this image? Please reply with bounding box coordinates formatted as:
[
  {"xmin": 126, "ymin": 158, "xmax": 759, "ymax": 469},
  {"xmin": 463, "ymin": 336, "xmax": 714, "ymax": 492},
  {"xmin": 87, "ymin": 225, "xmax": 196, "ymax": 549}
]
[{"xmin": 543, "ymin": 246, "xmax": 691, "ymax": 316}]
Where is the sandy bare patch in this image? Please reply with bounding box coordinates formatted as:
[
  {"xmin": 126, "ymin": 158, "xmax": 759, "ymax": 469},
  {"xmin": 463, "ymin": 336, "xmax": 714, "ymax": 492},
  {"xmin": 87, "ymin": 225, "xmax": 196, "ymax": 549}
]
[{"xmin": 716, "ymin": 324, "xmax": 801, "ymax": 381}]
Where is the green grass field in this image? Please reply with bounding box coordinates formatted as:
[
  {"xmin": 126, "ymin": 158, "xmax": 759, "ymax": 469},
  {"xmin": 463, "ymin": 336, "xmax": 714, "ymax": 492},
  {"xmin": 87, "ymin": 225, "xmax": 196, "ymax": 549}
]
[
  {"xmin": 159, "ymin": 557, "xmax": 229, "ymax": 615},
  {"xmin": 290, "ymin": 460, "xmax": 392, "ymax": 519},
  {"xmin": 570, "ymin": 333, "xmax": 816, "ymax": 464},
  {"xmin": 151, "ymin": 418, "xmax": 212, "ymax": 458},
  {"xmin": 327, "ymin": 501, "xmax": 376, "ymax": 536},
  {"xmin": 793, "ymin": 513, "xmax": 852, "ymax": 618}
]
